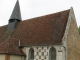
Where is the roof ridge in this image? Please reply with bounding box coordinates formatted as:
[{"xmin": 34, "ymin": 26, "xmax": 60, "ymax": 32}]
[{"xmin": 23, "ymin": 9, "xmax": 70, "ymax": 21}]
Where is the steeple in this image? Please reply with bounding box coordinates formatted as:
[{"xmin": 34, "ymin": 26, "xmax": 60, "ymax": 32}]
[
  {"xmin": 10, "ymin": 0, "xmax": 22, "ymax": 20},
  {"xmin": 7, "ymin": 0, "xmax": 22, "ymax": 31}
]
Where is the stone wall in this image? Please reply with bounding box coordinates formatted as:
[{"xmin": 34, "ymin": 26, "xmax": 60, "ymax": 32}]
[
  {"xmin": 23, "ymin": 45, "xmax": 65, "ymax": 60},
  {"xmin": 66, "ymin": 8, "xmax": 80, "ymax": 60}
]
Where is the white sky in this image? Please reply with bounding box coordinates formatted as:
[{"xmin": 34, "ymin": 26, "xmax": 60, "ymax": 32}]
[{"xmin": 0, "ymin": 0, "xmax": 80, "ymax": 27}]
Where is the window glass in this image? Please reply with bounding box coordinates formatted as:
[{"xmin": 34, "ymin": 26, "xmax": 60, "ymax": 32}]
[
  {"xmin": 29, "ymin": 48, "xmax": 34, "ymax": 60},
  {"xmin": 49, "ymin": 47, "xmax": 56, "ymax": 60}
]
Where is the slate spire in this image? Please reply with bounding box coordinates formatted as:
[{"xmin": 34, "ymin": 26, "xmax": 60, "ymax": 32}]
[
  {"xmin": 7, "ymin": 0, "xmax": 22, "ymax": 31},
  {"xmin": 10, "ymin": 0, "xmax": 22, "ymax": 20}
]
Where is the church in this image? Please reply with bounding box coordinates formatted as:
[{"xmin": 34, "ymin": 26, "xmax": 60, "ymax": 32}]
[{"xmin": 0, "ymin": 0, "xmax": 80, "ymax": 60}]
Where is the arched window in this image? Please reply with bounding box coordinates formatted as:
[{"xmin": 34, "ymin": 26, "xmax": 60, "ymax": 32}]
[
  {"xmin": 49, "ymin": 47, "xmax": 56, "ymax": 60},
  {"xmin": 29, "ymin": 48, "xmax": 34, "ymax": 60}
]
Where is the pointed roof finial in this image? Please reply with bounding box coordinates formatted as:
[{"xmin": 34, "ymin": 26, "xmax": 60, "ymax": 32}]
[{"xmin": 10, "ymin": 0, "xmax": 22, "ymax": 20}]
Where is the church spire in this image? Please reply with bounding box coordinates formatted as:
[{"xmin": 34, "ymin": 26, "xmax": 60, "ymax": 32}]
[
  {"xmin": 10, "ymin": 0, "xmax": 22, "ymax": 20},
  {"xmin": 7, "ymin": 0, "xmax": 22, "ymax": 31}
]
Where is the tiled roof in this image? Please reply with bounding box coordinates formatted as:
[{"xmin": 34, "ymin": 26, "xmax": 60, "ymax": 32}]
[
  {"xmin": 15, "ymin": 9, "xmax": 70, "ymax": 46},
  {"xmin": 0, "ymin": 9, "xmax": 70, "ymax": 55},
  {"xmin": 0, "ymin": 25, "xmax": 7, "ymax": 40},
  {"xmin": 0, "ymin": 30, "xmax": 25, "ymax": 55}
]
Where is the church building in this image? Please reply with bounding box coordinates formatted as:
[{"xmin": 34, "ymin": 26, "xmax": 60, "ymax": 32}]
[{"xmin": 0, "ymin": 0, "xmax": 80, "ymax": 60}]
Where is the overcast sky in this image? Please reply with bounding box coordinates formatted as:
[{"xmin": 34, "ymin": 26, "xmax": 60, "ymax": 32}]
[{"xmin": 0, "ymin": 0, "xmax": 80, "ymax": 27}]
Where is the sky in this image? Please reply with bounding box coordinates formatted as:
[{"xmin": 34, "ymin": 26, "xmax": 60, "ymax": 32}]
[{"xmin": 0, "ymin": 0, "xmax": 80, "ymax": 27}]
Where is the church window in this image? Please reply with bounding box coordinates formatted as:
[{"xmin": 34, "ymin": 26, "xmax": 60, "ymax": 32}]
[
  {"xmin": 49, "ymin": 47, "xmax": 56, "ymax": 60},
  {"xmin": 29, "ymin": 48, "xmax": 34, "ymax": 60}
]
